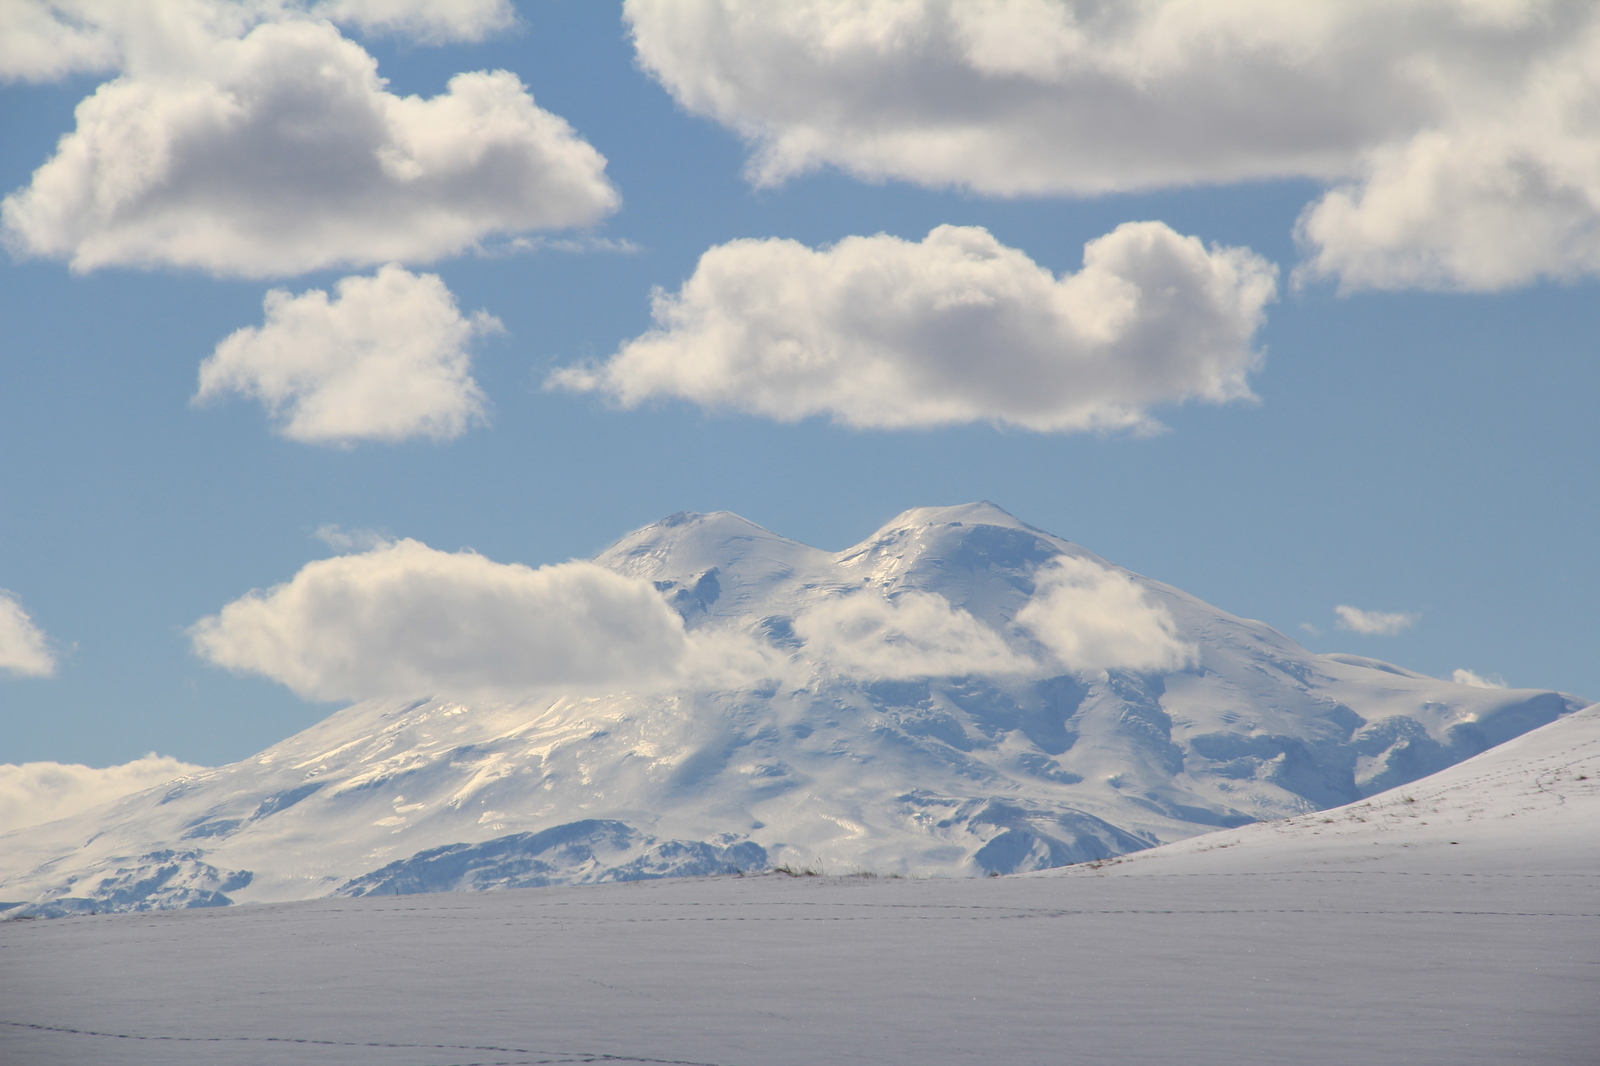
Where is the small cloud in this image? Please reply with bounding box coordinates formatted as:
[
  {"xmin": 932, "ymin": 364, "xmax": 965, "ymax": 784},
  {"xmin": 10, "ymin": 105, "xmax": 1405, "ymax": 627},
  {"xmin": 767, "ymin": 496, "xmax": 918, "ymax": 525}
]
[
  {"xmin": 1452, "ymin": 668, "xmax": 1507, "ymax": 689},
  {"xmin": 1298, "ymin": 622, "xmax": 1322, "ymax": 637},
  {"xmin": 313, "ymin": 525, "xmax": 392, "ymax": 552},
  {"xmin": 311, "ymin": 0, "xmax": 516, "ymax": 45},
  {"xmin": 0, "ymin": 589, "xmax": 56, "ymax": 678},
  {"xmin": 0, "ymin": 754, "xmax": 206, "ymax": 834},
  {"xmin": 495, "ymin": 235, "xmax": 642, "ymax": 256},
  {"xmin": 1333, "ymin": 604, "xmax": 1419, "ymax": 636},
  {"xmin": 196, "ymin": 265, "xmax": 498, "ymax": 446}
]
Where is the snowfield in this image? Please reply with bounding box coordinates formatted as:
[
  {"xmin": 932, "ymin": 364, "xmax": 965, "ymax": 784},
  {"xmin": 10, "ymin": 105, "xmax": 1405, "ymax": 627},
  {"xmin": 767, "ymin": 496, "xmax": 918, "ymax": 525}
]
[
  {"xmin": 0, "ymin": 504, "xmax": 1586, "ymax": 916},
  {"xmin": 2, "ymin": 705, "xmax": 1596, "ymax": 1065}
]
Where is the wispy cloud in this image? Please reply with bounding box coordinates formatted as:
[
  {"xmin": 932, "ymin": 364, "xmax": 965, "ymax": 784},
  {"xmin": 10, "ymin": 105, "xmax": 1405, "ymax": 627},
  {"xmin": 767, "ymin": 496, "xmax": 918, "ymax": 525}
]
[
  {"xmin": 1452, "ymin": 668, "xmax": 1507, "ymax": 689},
  {"xmin": 0, "ymin": 589, "xmax": 56, "ymax": 678},
  {"xmin": 1333, "ymin": 604, "xmax": 1419, "ymax": 636},
  {"xmin": 311, "ymin": 0, "xmax": 515, "ymax": 45},
  {"xmin": 313, "ymin": 525, "xmax": 392, "ymax": 553},
  {"xmin": 492, "ymin": 235, "xmax": 643, "ymax": 256}
]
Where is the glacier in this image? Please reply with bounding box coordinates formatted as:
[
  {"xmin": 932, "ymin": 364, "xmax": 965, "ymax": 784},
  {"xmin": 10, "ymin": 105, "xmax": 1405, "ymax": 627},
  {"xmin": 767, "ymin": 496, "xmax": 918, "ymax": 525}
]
[{"xmin": 0, "ymin": 502, "xmax": 1585, "ymax": 915}]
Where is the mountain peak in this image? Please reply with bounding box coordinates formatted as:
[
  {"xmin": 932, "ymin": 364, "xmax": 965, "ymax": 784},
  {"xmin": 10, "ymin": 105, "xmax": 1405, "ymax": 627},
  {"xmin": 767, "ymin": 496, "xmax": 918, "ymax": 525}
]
[
  {"xmin": 874, "ymin": 501, "xmax": 1035, "ymax": 536},
  {"xmin": 597, "ymin": 510, "xmax": 794, "ymax": 571},
  {"xmin": 594, "ymin": 510, "xmax": 833, "ymax": 612},
  {"xmin": 833, "ymin": 502, "xmax": 1077, "ymax": 611}
]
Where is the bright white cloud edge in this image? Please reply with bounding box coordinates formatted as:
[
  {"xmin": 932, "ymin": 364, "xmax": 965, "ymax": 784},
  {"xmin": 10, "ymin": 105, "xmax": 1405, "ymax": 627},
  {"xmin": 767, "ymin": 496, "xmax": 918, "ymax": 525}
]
[
  {"xmin": 0, "ymin": 754, "xmax": 206, "ymax": 835},
  {"xmin": 552, "ymin": 222, "xmax": 1276, "ymax": 434},
  {"xmin": 196, "ymin": 265, "xmax": 497, "ymax": 445},
  {"xmin": 625, "ymin": 0, "xmax": 1600, "ymax": 292}
]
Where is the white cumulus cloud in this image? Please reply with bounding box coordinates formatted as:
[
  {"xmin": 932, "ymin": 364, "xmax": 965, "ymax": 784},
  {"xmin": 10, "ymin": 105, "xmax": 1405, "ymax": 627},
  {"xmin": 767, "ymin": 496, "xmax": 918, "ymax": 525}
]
[
  {"xmin": 1334, "ymin": 604, "xmax": 1420, "ymax": 637},
  {"xmin": 2, "ymin": 0, "xmax": 514, "ymax": 84},
  {"xmin": 794, "ymin": 590, "xmax": 1035, "ymax": 680},
  {"xmin": 552, "ymin": 222, "xmax": 1276, "ymax": 433},
  {"xmin": 2, "ymin": 18, "xmax": 618, "ymax": 277},
  {"xmin": 626, "ymin": 0, "xmax": 1600, "ymax": 291},
  {"xmin": 0, "ymin": 754, "xmax": 205, "ymax": 834},
  {"xmin": 190, "ymin": 540, "xmax": 691, "ymax": 702},
  {"xmin": 0, "ymin": 591, "xmax": 57, "ymax": 679},
  {"xmin": 196, "ymin": 265, "xmax": 497, "ymax": 445},
  {"xmin": 1015, "ymin": 556, "xmax": 1195, "ymax": 674}
]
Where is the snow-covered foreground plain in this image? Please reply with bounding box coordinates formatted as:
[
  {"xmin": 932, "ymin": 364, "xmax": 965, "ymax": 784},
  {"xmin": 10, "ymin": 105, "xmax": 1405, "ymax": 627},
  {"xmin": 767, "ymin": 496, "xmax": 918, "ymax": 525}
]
[{"xmin": 4, "ymin": 708, "xmax": 1596, "ymax": 1066}]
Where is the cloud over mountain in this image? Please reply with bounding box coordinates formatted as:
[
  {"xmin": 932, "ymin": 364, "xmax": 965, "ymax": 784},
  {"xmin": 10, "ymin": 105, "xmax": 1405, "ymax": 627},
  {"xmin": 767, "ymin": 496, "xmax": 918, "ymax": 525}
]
[
  {"xmin": 0, "ymin": 591, "xmax": 56, "ymax": 679},
  {"xmin": 1016, "ymin": 556, "xmax": 1195, "ymax": 674},
  {"xmin": 190, "ymin": 540, "xmax": 690, "ymax": 701},
  {"xmin": 794, "ymin": 590, "xmax": 1034, "ymax": 680},
  {"xmin": 2, "ymin": 18, "xmax": 618, "ymax": 276},
  {"xmin": 627, "ymin": 0, "xmax": 1600, "ymax": 291},
  {"xmin": 553, "ymin": 223, "xmax": 1275, "ymax": 433},
  {"xmin": 0, "ymin": 754, "xmax": 204, "ymax": 834},
  {"xmin": 196, "ymin": 265, "xmax": 498, "ymax": 445}
]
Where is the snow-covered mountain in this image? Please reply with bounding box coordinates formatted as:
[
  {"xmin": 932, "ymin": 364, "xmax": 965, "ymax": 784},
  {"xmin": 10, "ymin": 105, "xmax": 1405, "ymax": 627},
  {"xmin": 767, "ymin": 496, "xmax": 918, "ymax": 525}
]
[{"xmin": 0, "ymin": 503, "xmax": 1585, "ymax": 915}]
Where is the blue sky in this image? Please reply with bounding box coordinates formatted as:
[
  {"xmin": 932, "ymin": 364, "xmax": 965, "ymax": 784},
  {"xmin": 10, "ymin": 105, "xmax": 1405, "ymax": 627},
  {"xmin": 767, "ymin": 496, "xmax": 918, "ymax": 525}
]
[{"xmin": 2, "ymin": 0, "xmax": 1598, "ymax": 769}]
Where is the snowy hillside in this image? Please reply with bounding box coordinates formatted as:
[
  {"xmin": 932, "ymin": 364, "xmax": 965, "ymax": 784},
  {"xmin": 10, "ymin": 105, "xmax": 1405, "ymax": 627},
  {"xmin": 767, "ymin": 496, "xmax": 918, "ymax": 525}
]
[
  {"xmin": 0, "ymin": 503, "xmax": 1585, "ymax": 915},
  {"xmin": 4, "ymin": 699, "xmax": 1595, "ymax": 1065},
  {"xmin": 1072, "ymin": 699, "xmax": 1600, "ymax": 876}
]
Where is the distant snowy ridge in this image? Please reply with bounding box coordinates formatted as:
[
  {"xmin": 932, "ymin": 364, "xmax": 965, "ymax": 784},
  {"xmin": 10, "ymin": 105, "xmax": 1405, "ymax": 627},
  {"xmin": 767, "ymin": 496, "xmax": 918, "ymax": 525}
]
[
  {"xmin": 0, "ymin": 503, "xmax": 1586, "ymax": 916},
  {"xmin": 1062, "ymin": 700, "xmax": 1600, "ymax": 877}
]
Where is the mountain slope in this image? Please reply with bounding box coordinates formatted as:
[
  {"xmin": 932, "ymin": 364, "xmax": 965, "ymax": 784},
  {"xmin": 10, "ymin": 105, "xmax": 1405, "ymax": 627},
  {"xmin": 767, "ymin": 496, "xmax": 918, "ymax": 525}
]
[
  {"xmin": 0, "ymin": 503, "xmax": 1585, "ymax": 914},
  {"xmin": 1068, "ymin": 699, "xmax": 1600, "ymax": 877}
]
